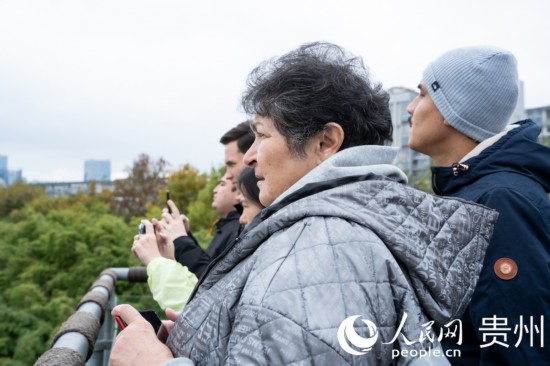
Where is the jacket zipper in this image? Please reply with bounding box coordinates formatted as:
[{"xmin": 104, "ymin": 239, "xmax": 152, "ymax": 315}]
[
  {"xmin": 452, "ymin": 162, "xmax": 469, "ymax": 176},
  {"xmin": 433, "ymin": 163, "xmax": 470, "ymax": 195}
]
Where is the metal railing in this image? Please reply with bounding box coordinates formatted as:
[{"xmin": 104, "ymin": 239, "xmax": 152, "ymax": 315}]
[{"xmin": 34, "ymin": 267, "xmax": 148, "ymax": 366}]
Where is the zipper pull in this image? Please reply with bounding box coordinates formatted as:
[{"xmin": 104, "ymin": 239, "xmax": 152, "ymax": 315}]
[{"xmin": 452, "ymin": 163, "xmax": 469, "ymax": 176}]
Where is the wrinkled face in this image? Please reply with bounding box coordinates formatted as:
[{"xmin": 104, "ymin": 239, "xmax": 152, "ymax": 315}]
[
  {"xmin": 238, "ymin": 193, "xmax": 263, "ymax": 226},
  {"xmin": 243, "ymin": 115, "xmax": 319, "ymax": 207},
  {"xmin": 407, "ymin": 83, "xmax": 449, "ymax": 157},
  {"xmin": 211, "ymin": 174, "xmax": 239, "ymax": 218},
  {"xmin": 224, "ymin": 140, "xmax": 246, "ymax": 183}
]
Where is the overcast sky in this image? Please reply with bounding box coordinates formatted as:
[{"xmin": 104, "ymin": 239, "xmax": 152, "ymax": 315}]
[{"xmin": 1, "ymin": 0, "xmax": 549, "ymax": 182}]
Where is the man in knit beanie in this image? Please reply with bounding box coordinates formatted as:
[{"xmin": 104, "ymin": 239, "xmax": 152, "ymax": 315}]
[{"xmin": 407, "ymin": 46, "xmax": 550, "ymax": 365}]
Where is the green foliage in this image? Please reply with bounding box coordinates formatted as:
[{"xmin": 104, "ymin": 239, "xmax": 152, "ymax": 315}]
[
  {"xmin": 142, "ymin": 165, "xmax": 222, "ymax": 247},
  {"xmin": 187, "ymin": 166, "xmax": 224, "ymax": 236},
  {"xmin": 111, "ymin": 153, "xmax": 169, "ymax": 222},
  {"xmin": 404, "ymin": 167, "xmax": 434, "ymax": 194},
  {"xmin": 0, "ymin": 181, "xmax": 44, "ymax": 218},
  {"xmin": 0, "ymin": 195, "xmax": 152, "ymax": 363},
  {"xmin": 162, "ymin": 163, "xmax": 208, "ymax": 215},
  {"xmin": 0, "ymin": 155, "xmax": 222, "ymax": 363}
]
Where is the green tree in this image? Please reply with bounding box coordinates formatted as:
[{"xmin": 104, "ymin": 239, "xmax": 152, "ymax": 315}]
[
  {"xmin": 111, "ymin": 153, "xmax": 169, "ymax": 222},
  {"xmin": 405, "ymin": 167, "xmax": 434, "ymax": 194},
  {"xmin": 186, "ymin": 166, "xmax": 224, "ymax": 248},
  {"xmin": 0, "ymin": 181, "xmax": 44, "ymax": 218},
  {"xmin": 0, "ymin": 194, "xmax": 155, "ymax": 364},
  {"xmin": 161, "ymin": 163, "xmax": 208, "ymax": 214}
]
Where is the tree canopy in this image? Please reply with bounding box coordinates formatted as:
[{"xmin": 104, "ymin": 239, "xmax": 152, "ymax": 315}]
[{"xmin": 0, "ymin": 154, "xmax": 220, "ymax": 364}]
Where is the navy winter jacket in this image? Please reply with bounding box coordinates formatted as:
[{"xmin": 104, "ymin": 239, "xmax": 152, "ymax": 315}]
[{"xmin": 433, "ymin": 120, "xmax": 550, "ymax": 365}]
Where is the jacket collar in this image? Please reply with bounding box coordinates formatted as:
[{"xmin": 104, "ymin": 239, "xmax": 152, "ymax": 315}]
[{"xmin": 432, "ymin": 119, "xmax": 550, "ymax": 195}]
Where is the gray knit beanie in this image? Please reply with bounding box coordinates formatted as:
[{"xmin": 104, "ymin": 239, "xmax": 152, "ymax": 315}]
[{"xmin": 423, "ymin": 46, "xmax": 519, "ymax": 142}]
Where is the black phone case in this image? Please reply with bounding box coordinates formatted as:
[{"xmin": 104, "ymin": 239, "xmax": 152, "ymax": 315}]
[{"xmin": 139, "ymin": 310, "xmax": 162, "ymax": 334}]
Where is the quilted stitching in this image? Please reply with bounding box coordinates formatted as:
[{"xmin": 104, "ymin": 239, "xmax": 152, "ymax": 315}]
[{"xmin": 167, "ymin": 177, "xmax": 497, "ymax": 365}]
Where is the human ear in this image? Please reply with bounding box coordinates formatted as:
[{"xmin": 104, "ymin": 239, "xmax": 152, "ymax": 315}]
[{"xmin": 316, "ymin": 122, "xmax": 344, "ymax": 162}]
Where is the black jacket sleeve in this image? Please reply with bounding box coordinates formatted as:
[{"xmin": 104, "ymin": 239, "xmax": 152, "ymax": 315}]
[{"xmin": 173, "ymin": 233, "xmax": 211, "ymax": 278}]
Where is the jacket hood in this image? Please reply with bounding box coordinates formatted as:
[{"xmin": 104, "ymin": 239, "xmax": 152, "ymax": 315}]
[
  {"xmin": 433, "ymin": 119, "xmax": 550, "ymax": 195},
  {"xmin": 219, "ymin": 146, "xmax": 497, "ymax": 325},
  {"xmin": 272, "ymin": 145, "xmax": 408, "ymax": 205}
]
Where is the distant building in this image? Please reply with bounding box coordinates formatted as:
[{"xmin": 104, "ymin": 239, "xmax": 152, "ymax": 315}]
[
  {"xmin": 34, "ymin": 180, "xmax": 116, "ymax": 197},
  {"xmin": 84, "ymin": 160, "xmax": 111, "ymax": 182},
  {"xmin": 28, "ymin": 159, "xmax": 114, "ymax": 197},
  {"xmin": 0, "ymin": 155, "xmax": 7, "ymax": 186},
  {"xmin": 8, "ymin": 170, "xmax": 22, "ymax": 185},
  {"xmin": 510, "ymin": 81, "xmax": 528, "ymax": 123},
  {"xmin": 0, "ymin": 155, "xmax": 23, "ymax": 186},
  {"xmin": 389, "ymin": 81, "xmax": 527, "ymax": 176},
  {"xmin": 527, "ymin": 104, "xmax": 550, "ymax": 145}
]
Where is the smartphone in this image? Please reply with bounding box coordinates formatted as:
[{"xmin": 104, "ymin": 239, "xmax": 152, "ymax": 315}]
[
  {"xmin": 114, "ymin": 310, "xmax": 162, "ymax": 334},
  {"xmin": 140, "ymin": 310, "xmax": 162, "ymax": 334},
  {"xmin": 115, "ymin": 315, "xmax": 127, "ymax": 330},
  {"xmin": 166, "ymin": 190, "xmax": 172, "ymax": 214}
]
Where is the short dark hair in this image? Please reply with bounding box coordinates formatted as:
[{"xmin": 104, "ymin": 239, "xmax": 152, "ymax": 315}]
[
  {"xmin": 219, "ymin": 121, "xmax": 254, "ymax": 154},
  {"xmin": 241, "ymin": 42, "xmax": 392, "ymax": 156},
  {"xmin": 237, "ymin": 167, "xmax": 262, "ymax": 208}
]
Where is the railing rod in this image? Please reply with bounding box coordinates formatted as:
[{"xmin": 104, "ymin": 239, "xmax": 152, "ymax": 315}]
[{"xmin": 34, "ymin": 267, "xmax": 147, "ymax": 366}]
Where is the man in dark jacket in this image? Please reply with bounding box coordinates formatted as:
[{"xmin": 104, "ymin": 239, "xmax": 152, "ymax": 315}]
[
  {"xmin": 172, "ymin": 122, "xmax": 254, "ymax": 277},
  {"xmin": 407, "ymin": 46, "xmax": 550, "ymax": 365},
  {"xmin": 173, "ymin": 173, "xmax": 241, "ymax": 277}
]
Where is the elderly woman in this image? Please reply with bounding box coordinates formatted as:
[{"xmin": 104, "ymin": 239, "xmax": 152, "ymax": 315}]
[{"xmin": 111, "ymin": 42, "xmax": 497, "ymax": 365}]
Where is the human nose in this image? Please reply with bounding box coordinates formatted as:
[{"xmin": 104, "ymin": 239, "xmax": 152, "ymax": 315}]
[
  {"xmin": 406, "ymin": 97, "xmax": 418, "ymax": 116},
  {"xmin": 243, "ymin": 141, "xmax": 257, "ymax": 167},
  {"xmin": 239, "ymin": 213, "xmax": 248, "ymax": 225}
]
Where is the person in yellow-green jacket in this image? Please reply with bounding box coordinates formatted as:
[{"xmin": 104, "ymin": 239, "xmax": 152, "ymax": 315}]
[{"xmin": 133, "ymin": 168, "xmax": 264, "ymax": 311}]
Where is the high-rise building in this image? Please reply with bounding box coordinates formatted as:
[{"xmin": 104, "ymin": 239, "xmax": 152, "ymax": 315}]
[
  {"xmin": 84, "ymin": 160, "xmax": 111, "ymax": 182},
  {"xmin": 0, "ymin": 155, "xmax": 7, "ymax": 186},
  {"xmin": 527, "ymin": 105, "xmax": 550, "ymax": 145},
  {"xmin": 510, "ymin": 81, "xmax": 528, "ymax": 123},
  {"xmin": 0, "ymin": 155, "xmax": 23, "ymax": 186},
  {"xmin": 8, "ymin": 170, "xmax": 22, "ymax": 185}
]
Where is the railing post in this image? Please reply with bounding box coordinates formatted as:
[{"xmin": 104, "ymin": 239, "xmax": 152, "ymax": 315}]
[
  {"xmin": 86, "ymin": 274, "xmax": 117, "ymax": 365},
  {"xmin": 34, "ymin": 267, "xmax": 147, "ymax": 366}
]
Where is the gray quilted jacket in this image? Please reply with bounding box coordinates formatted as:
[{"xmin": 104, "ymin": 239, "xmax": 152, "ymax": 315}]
[{"xmin": 165, "ymin": 146, "xmax": 498, "ymax": 365}]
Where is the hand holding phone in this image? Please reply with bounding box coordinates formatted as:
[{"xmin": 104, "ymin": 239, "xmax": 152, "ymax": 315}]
[
  {"xmin": 115, "ymin": 315, "xmax": 127, "ymax": 330},
  {"xmin": 116, "ymin": 310, "xmax": 162, "ymax": 333},
  {"xmin": 110, "ymin": 305, "xmax": 174, "ymax": 362},
  {"xmin": 139, "ymin": 310, "xmax": 162, "ymax": 334},
  {"xmin": 137, "ymin": 191, "xmax": 171, "ymax": 235}
]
